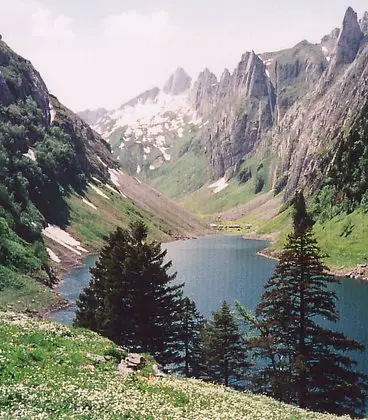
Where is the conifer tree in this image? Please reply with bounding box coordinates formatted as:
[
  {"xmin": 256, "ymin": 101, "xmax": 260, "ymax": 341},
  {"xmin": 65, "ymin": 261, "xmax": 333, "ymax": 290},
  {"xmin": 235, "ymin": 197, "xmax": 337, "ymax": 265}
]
[
  {"xmin": 250, "ymin": 192, "xmax": 367, "ymax": 417},
  {"xmin": 75, "ymin": 221, "xmax": 184, "ymax": 366},
  {"xmin": 202, "ymin": 301, "xmax": 250, "ymax": 387},
  {"xmin": 177, "ymin": 297, "xmax": 205, "ymax": 378}
]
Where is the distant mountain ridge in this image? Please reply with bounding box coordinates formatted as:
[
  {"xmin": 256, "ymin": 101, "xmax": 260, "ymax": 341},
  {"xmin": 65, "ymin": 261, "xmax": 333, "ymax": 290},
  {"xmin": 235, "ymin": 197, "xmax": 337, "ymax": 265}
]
[{"xmin": 80, "ymin": 7, "xmax": 368, "ymax": 207}]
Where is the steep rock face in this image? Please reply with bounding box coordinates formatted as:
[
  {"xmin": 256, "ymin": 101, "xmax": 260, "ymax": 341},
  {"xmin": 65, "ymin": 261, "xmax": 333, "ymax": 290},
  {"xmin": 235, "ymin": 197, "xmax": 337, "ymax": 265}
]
[
  {"xmin": 261, "ymin": 41, "xmax": 327, "ymax": 121},
  {"xmin": 122, "ymin": 87, "xmax": 160, "ymax": 109},
  {"xmin": 189, "ymin": 68, "xmax": 218, "ymax": 116},
  {"xmin": 163, "ymin": 67, "xmax": 192, "ymax": 96},
  {"xmin": 51, "ymin": 95, "xmax": 117, "ymax": 182},
  {"xmin": 275, "ymin": 37, "xmax": 368, "ymax": 199},
  {"xmin": 0, "ymin": 38, "xmax": 50, "ymax": 122},
  {"xmin": 201, "ymin": 51, "xmax": 276, "ymax": 179},
  {"xmin": 359, "ymin": 11, "xmax": 368, "ymax": 35},
  {"xmin": 321, "ymin": 28, "xmax": 340, "ymax": 55},
  {"xmin": 86, "ymin": 6, "xmax": 368, "ymax": 204},
  {"xmin": 79, "ymin": 108, "xmax": 108, "ymax": 127},
  {"xmin": 328, "ymin": 7, "xmax": 363, "ymax": 73}
]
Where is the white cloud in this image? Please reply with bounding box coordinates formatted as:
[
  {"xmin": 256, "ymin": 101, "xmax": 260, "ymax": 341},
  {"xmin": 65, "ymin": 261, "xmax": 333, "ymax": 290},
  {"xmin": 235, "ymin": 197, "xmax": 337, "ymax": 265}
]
[
  {"xmin": 31, "ymin": 7, "xmax": 75, "ymax": 40},
  {"xmin": 103, "ymin": 11, "xmax": 174, "ymax": 38}
]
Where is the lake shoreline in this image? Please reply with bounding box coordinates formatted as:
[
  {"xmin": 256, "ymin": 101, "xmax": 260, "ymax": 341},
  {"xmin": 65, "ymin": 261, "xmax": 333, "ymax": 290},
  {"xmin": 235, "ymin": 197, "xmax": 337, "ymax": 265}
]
[
  {"xmin": 40, "ymin": 233, "xmax": 204, "ymax": 320},
  {"xmin": 244, "ymin": 232, "xmax": 368, "ymax": 282}
]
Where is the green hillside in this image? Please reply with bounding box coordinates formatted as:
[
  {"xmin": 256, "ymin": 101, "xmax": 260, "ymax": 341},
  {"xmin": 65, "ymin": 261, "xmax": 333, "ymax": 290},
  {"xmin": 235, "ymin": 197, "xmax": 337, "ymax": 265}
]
[{"xmin": 0, "ymin": 311, "xmax": 348, "ymax": 420}]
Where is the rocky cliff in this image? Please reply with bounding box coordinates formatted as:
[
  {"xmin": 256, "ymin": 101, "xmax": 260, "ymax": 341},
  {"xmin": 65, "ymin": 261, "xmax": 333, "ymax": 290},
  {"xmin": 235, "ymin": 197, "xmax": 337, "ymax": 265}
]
[{"xmin": 83, "ymin": 7, "xmax": 368, "ymax": 209}]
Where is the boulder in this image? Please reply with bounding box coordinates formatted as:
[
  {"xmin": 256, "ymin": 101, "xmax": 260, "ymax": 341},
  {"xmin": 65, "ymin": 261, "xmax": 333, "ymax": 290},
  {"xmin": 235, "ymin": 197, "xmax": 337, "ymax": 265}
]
[{"xmin": 117, "ymin": 353, "xmax": 146, "ymax": 377}]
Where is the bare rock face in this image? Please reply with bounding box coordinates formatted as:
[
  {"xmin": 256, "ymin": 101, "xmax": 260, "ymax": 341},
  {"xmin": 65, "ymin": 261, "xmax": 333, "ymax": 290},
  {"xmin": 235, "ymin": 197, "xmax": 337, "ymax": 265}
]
[
  {"xmin": 359, "ymin": 11, "xmax": 368, "ymax": 34},
  {"xmin": 163, "ymin": 67, "xmax": 192, "ymax": 96},
  {"xmin": 189, "ymin": 68, "xmax": 218, "ymax": 116},
  {"xmin": 321, "ymin": 28, "xmax": 340, "ymax": 55},
  {"xmin": 122, "ymin": 87, "xmax": 160, "ymax": 109},
  {"xmin": 79, "ymin": 108, "xmax": 108, "ymax": 127},
  {"xmin": 329, "ymin": 7, "xmax": 363, "ymax": 71},
  {"xmin": 117, "ymin": 353, "xmax": 146, "ymax": 377},
  {"xmin": 0, "ymin": 39, "xmax": 50, "ymax": 120},
  {"xmin": 200, "ymin": 51, "xmax": 276, "ymax": 179}
]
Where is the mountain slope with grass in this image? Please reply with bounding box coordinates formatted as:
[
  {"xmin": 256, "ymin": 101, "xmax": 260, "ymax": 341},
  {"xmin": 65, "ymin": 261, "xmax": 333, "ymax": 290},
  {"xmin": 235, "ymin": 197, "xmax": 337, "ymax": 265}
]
[
  {"xmin": 0, "ymin": 36, "xmax": 207, "ymax": 313},
  {"xmin": 0, "ymin": 311, "xmax": 348, "ymax": 420}
]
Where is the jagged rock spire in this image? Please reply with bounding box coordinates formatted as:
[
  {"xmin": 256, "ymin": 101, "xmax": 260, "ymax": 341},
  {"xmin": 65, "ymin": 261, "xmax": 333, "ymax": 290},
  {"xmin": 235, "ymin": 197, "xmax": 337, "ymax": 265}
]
[
  {"xmin": 163, "ymin": 67, "xmax": 192, "ymax": 96},
  {"xmin": 330, "ymin": 7, "xmax": 363, "ymax": 68},
  {"xmin": 359, "ymin": 11, "xmax": 368, "ymax": 34}
]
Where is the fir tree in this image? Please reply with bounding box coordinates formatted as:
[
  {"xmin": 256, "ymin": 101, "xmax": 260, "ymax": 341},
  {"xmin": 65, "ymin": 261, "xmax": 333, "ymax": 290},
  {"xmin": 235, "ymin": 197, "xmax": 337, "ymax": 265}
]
[
  {"xmin": 75, "ymin": 221, "xmax": 184, "ymax": 366},
  {"xmin": 177, "ymin": 297, "xmax": 205, "ymax": 378},
  {"xmin": 202, "ymin": 301, "xmax": 250, "ymax": 387},
  {"xmin": 250, "ymin": 192, "xmax": 367, "ymax": 417}
]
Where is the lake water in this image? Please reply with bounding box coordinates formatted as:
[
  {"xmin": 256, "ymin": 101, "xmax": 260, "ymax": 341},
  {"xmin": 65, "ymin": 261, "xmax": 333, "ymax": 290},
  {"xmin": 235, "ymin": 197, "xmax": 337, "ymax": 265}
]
[{"xmin": 49, "ymin": 235, "xmax": 368, "ymax": 376}]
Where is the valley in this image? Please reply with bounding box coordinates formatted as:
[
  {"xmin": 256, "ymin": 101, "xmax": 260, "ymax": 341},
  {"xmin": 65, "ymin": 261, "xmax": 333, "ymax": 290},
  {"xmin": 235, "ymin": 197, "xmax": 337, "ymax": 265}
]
[{"xmin": 80, "ymin": 7, "xmax": 368, "ymax": 275}]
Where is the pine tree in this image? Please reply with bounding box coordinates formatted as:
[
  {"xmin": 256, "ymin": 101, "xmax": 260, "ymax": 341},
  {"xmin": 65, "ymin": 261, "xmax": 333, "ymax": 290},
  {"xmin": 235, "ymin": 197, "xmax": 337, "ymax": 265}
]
[
  {"xmin": 250, "ymin": 192, "xmax": 367, "ymax": 417},
  {"xmin": 75, "ymin": 221, "xmax": 185, "ymax": 366},
  {"xmin": 177, "ymin": 297, "xmax": 205, "ymax": 378},
  {"xmin": 202, "ymin": 301, "xmax": 250, "ymax": 387}
]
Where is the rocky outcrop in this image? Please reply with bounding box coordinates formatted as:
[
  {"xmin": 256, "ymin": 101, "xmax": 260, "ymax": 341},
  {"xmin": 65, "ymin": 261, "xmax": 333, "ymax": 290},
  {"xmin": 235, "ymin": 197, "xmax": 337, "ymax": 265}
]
[
  {"xmin": 79, "ymin": 108, "xmax": 108, "ymax": 127},
  {"xmin": 122, "ymin": 87, "xmax": 160, "ymax": 109},
  {"xmin": 163, "ymin": 67, "xmax": 191, "ymax": 96},
  {"xmin": 328, "ymin": 7, "xmax": 364, "ymax": 72},
  {"xmin": 189, "ymin": 68, "xmax": 218, "ymax": 116},
  {"xmin": 321, "ymin": 28, "xmax": 340, "ymax": 55},
  {"xmin": 359, "ymin": 11, "xmax": 368, "ymax": 34},
  {"xmin": 0, "ymin": 38, "xmax": 50, "ymax": 121},
  {"xmin": 51, "ymin": 95, "xmax": 117, "ymax": 182},
  {"xmin": 117, "ymin": 353, "xmax": 146, "ymax": 376},
  {"xmin": 274, "ymin": 34, "xmax": 368, "ymax": 199}
]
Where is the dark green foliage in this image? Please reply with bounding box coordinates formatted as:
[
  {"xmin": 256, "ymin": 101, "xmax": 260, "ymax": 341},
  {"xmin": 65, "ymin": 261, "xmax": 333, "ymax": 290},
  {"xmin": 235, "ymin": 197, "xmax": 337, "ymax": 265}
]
[
  {"xmin": 238, "ymin": 167, "xmax": 252, "ymax": 184},
  {"xmin": 75, "ymin": 221, "xmax": 185, "ymax": 366},
  {"xmin": 254, "ymin": 174, "xmax": 265, "ymax": 194},
  {"xmin": 177, "ymin": 298, "xmax": 205, "ymax": 378},
  {"xmin": 313, "ymin": 103, "xmax": 368, "ymax": 220},
  {"xmin": 249, "ymin": 193, "xmax": 367, "ymax": 418},
  {"xmin": 274, "ymin": 174, "xmax": 288, "ymax": 196},
  {"xmin": 201, "ymin": 301, "xmax": 250, "ymax": 387}
]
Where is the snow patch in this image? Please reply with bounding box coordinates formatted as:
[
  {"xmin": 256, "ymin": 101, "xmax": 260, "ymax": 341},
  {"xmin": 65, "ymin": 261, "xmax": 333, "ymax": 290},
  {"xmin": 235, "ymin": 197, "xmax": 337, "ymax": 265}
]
[
  {"xmin": 144, "ymin": 146, "xmax": 151, "ymax": 154},
  {"xmin": 137, "ymin": 165, "xmax": 141, "ymax": 175},
  {"xmin": 49, "ymin": 103, "xmax": 56, "ymax": 125},
  {"xmin": 42, "ymin": 225, "xmax": 88, "ymax": 256},
  {"xmin": 265, "ymin": 69, "xmax": 270, "ymax": 78},
  {"xmin": 23, "ymin": 149, "xmax": 36, "ymax": 162},
  {"xmin": 97, "ymin": 157, "xmax": 108, "ymax": 168},
  {"xmin": 88, "ymin": 183, "xmax": 110, "ymax": 200},
  {"xmin": 208, "ymin": 177, "xmax": 229, "ymax": 194},
  {"xmin": 177, "ymin": 127, "xmax": 184, "ymax": 138},
  {"xmin": 149, "ymin": 165, "xmax": 156, "ymax": 171},
  {"xmin": 82, "ymin": 198, "xmax": 97, "ymax": 210},
  {"xmin": 47, "ymin": 248, "xmax": 60, "ymax": 263},
  {"xmin": 262, "ymin": 59, "xmax": 273, "ymax": 66},
  {"xmin": 109, "ymin": 169, "xmax": 120, "ymax": 187},
  {"xmin": 92, "ymin": 176, "xmax": 103, "ymax": 184},
  {"xmin": 105, "ymin": 184, "xmax": 120, "ymax": 195}
]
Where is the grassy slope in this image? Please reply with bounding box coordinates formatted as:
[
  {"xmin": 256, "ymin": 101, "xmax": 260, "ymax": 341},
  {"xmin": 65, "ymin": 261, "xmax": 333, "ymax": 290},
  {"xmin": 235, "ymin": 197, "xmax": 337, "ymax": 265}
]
[
  {"xmin": 150, "ymin": 151, "xmax": 211, "ymax": 200},
  {"xmin": 256, "ymin": 207, "xmax": 368, "ymax": 269},
  {"xmin": 67, "ymin": 183, "xmax": 172, "ymax": 251},
  {"xmin": 0, "ymin": 183, "xmax": 176, "ymax": 313},
  {"xmin": 0, "ymin": 311, "xmax": 346, "ymax": 420},
  {"xmin": 0, "ymin": 274, "xmax": 58, "ymax": 314}
]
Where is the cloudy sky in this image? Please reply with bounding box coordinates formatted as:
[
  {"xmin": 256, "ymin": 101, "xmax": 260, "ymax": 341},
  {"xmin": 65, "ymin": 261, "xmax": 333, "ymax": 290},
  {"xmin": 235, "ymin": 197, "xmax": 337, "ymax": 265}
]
[{"xmin": 0, "ymin": 0, "xmax": 366, "ymax": 111}]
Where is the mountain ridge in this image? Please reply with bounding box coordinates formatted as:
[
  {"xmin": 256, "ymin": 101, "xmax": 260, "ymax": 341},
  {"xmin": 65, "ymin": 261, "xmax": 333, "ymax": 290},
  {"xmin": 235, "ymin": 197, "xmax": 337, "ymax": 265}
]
[{"xmin": 80, "ymin": 7, "xmax": 368, "ymax": 208}]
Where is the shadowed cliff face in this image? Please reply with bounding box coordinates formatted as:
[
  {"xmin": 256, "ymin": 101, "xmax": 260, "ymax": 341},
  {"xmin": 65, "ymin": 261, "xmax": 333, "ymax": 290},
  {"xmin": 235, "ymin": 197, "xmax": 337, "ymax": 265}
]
[{"xmin": 81, "ymin": 7, "xmax": 368, "ymax": 204}]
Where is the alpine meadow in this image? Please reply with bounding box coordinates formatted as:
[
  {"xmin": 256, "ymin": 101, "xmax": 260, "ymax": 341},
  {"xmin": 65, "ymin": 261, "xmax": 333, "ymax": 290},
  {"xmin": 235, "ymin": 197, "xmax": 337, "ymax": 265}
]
[{"xmin": 1, "ymin": 2, "xmax": 368, "ymax": 419}]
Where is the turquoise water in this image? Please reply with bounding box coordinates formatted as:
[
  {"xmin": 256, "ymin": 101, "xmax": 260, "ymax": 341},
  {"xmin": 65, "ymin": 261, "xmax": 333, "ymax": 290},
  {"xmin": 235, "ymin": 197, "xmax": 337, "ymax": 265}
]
[{"xmin": 49, "ymin": 235, "xmax": 368, "ymax": 376}]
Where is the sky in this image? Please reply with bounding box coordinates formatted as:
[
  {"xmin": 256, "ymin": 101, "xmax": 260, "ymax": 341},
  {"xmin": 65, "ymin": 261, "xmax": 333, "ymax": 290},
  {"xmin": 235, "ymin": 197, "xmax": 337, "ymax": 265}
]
[{"xmin": 0, "ymin": 0, "xmax": 366, "ymax": 112}]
